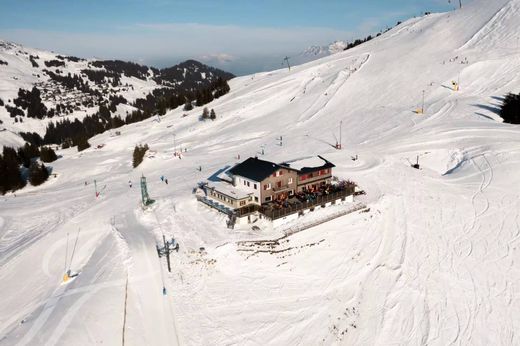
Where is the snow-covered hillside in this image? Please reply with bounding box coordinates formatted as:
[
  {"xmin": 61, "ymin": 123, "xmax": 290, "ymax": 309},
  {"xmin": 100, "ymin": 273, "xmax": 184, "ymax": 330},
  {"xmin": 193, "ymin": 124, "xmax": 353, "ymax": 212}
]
[
  {"xmin": 1, "ymin": 0, "xmax": 520, "ymax": 345},
  {"xmin": 292, "ymin": 41, "xmax": 349, "ymax": 66},
  {"xmin": 0, "ymin": 42, "xmax": 233, "ymax": 148}
]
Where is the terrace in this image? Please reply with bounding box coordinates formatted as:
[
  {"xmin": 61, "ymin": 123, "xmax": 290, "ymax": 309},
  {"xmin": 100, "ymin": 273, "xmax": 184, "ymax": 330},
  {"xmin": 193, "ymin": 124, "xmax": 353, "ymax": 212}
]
[{"xmin": 235, "ymin": 181, "xmax": 356, "ymax": 220}]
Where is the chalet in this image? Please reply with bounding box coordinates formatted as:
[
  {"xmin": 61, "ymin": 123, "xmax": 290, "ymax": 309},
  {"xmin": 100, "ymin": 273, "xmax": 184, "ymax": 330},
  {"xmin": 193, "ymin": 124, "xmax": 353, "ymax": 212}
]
[
  {"xmin": 204, "ymin": 156, "xmax": 337, "ymax": 208},
  {"xmin": 279, "ymin": 156, "xmax": 335, "ymax": 193},
  {"xmin": 198, "ymin": 156, "xmax": 355, "ymax": 227}
]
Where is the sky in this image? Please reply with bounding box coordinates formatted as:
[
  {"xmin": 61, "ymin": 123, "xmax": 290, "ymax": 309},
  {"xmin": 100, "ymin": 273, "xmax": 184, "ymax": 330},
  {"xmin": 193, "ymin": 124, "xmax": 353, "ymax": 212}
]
[{"xmin": 0, "ymin": 0, "xmax": 458, "ymax": 75}]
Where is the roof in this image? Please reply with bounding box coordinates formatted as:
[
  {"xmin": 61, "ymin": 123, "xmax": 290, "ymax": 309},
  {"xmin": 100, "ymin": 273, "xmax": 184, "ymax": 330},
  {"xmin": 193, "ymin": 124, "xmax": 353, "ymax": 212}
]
[
  {"xmin": 279, "ymin": 155, "xmax": 335, "ymax": 174},
  {"xmin": 207, "ymin": 181, "xmax": 251, "ymax": 200},
  {"xmin": 228, "ymin": 157, "xmax": 281, "ymax": 182}
]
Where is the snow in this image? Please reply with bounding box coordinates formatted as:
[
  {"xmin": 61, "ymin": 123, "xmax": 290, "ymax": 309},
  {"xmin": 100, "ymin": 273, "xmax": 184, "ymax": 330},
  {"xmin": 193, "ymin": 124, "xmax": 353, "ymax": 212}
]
[
  {"xmin": 2, "ymin": 0, "xmax": 520, "ymax": 344},
  {"xmin": 207, "ymin": 180, "xmax": 251, "ymax": 200},
  {"xmin": 282, "ymin": 156, "xmax": 329, "ymax": 171}
]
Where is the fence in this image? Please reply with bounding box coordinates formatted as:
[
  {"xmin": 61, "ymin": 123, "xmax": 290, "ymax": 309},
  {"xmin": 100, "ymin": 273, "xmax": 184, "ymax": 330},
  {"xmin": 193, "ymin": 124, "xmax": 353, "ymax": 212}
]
[{"xmin": 234, "ymin": 186, "xmax": 355, "ymax": 220}]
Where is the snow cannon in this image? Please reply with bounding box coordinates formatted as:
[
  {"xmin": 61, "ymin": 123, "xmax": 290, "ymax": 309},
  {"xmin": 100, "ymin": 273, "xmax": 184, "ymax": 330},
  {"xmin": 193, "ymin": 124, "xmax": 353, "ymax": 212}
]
[{"xmin": 451, "ymin": 81, "xmax": 459, "ymax": 91}]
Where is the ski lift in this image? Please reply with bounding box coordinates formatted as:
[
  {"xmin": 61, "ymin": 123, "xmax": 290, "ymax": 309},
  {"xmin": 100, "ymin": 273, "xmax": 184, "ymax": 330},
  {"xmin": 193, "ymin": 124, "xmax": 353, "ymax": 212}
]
[{"xmin": 411, "ymin": 156, "xmax": 420, "ymax": 169}]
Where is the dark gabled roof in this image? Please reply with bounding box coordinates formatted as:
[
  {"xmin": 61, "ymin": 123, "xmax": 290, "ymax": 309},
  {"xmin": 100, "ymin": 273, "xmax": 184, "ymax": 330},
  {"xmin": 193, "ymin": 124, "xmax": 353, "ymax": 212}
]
[
  {"xmin": 279, "ymin": 155, "xmax": 335, "ymax": 174},
  {"xmin": 228, "ymin": 157, "xmax": 280, "ymax": 182}
]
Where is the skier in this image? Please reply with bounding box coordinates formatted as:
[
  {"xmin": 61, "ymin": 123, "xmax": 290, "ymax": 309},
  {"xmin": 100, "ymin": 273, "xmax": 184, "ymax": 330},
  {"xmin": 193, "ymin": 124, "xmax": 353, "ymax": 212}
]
[
  {"xmin": 165, "ymin": 178, "xmax": 168, "ymax": 185},
  {"xmin": 128, "ymin": 180, "xmax": 132, "ymax": 188},
  {"xmin": 162, "ymin": 286, "xmax": 167, "ymax": 295},
  {"xmin": 160, "ymin": 175, "xmax": 164, "ymax": 182}
]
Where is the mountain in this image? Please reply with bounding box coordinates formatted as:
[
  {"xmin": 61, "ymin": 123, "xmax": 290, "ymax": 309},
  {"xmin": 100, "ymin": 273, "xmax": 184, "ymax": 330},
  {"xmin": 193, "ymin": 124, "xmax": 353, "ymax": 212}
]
[
  {"xmin": 2, "ymin": 0, "xmax": 520, "ymax": 345},
  {"xmin": 0, "ymin": 40, "xmax": 234, "ymax": 148},
  {"xmin": 292, "ymin": 40, "xmax": 348, "ymax": 65}
]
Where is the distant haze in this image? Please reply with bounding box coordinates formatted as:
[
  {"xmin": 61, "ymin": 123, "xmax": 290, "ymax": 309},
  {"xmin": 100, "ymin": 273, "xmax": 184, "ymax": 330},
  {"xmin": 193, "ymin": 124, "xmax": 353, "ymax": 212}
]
[{"xmin": 0, "ymin": 0, "xmax": 457, "ymax": 75}]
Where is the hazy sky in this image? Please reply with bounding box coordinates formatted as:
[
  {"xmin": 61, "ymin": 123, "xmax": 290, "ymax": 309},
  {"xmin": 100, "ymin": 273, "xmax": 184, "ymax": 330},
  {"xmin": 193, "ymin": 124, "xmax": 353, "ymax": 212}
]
[{"xmin": 0, "ymin": 0, "xmax": 458, "ymax": 75}]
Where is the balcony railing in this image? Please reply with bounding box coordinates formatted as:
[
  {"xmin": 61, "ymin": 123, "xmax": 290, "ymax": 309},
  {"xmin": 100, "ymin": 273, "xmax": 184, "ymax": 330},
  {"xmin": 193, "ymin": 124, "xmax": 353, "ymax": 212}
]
[{"xmin": 234, "ymin": 185, "xmax": 355, "ymax": 220}]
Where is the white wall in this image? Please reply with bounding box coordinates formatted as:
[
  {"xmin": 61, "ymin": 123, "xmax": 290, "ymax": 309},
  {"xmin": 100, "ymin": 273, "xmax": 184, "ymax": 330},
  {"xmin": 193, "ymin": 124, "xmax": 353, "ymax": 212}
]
[{"xmin": 234, "ymin": 175, "xmax": 261, "ymax": 204}]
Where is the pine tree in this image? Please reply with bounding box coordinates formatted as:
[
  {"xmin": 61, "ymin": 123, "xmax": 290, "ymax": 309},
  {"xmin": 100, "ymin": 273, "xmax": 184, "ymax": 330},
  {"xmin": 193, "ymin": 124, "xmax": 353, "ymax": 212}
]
[
  {"xmin": 201, "ymin": 107, "xmax": 209, "ymax": 120},
  {"xmin": 183, "ymin": 100, "xmax": 193, "ymax": 111},
  {"xmin": 0, "ymin": 150, "xmax": 25, "ymax": 194},
  {"xmin": 40, "ymin": 146, "xmax": 58, "ymax": 163},
  {"xmin": 500, "ymin": 93, "xmax": 520, "ymax": 124},
  {"xmin": 76, "ymin": 136, "xmax": 91, "ymax": 152},
  {"xmin": 17, "ymin": 143, "xmax": 40, "ymax": 168},
  {"xmin": 133, "ymin": 144, "xmax": 149, "ymax": 168},
  {"xmin": 29, "ymin": 162, "xmax": 49, "ymax": 186}
]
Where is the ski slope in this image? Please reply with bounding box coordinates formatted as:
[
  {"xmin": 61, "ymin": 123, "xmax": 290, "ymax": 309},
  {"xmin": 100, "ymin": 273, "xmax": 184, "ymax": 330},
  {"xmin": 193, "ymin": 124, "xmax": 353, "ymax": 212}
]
[{"xmin": 1, "ymin": 0, "xmax": 520, "ymax": 344}]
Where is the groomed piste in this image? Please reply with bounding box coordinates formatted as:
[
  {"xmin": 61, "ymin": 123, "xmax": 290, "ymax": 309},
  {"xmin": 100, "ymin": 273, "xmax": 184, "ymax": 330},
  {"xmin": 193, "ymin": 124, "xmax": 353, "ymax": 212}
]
[{"xmin": 1, "ymin": 0, "xmax": 520, "ymax": 344}]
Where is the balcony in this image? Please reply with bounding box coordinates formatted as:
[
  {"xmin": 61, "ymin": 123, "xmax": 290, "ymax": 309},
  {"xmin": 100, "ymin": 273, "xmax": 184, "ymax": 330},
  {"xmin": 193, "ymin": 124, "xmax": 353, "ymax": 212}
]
[{"xmin": 271, "ymin": 184, "xmax": 292, "ymax": 192}]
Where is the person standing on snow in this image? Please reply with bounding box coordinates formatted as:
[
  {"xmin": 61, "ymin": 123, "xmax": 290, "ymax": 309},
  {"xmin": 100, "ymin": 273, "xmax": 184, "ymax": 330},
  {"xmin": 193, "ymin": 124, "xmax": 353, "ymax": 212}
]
[{"xmin": 128, "ymin": 180, "xmax": 132, "ymax": 188}]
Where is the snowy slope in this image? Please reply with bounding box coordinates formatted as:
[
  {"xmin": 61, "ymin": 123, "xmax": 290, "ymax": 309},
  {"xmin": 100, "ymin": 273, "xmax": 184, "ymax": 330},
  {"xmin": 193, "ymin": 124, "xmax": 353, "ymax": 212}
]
[
  {"xmin": 1, "ymin": 0, "xmax": 520, "ymax": 345},
  {"xmin": 0, "ymin": 42, "xmax": 233, "ymax": 146}
]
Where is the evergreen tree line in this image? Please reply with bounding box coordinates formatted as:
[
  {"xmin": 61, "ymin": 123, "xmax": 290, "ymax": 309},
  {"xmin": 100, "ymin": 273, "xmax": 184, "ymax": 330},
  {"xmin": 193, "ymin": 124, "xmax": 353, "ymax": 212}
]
[
  {"xmin": 0, "ymin": 144, "xmax": 57, "ymax": 194},
  {"xmin": 44, "ymin": 59, "xmax": 65, "ymax": 68},
  {"xmin": 133, "ymin": 144, "xmax": 149, "ymax": 168},
  {"xmin": 501, "ymin": 93, "xmax": 520, "ymax": 124},
  {"xmin": 82, "ymin": 69, "xmax": 121, "ymax": 87},
  {"xmin": 343, "ymin": 21, "xmax": 403, "ymax": 52},
  {"xmin": 44, "ymin": 70, "xmax": 100, "ymax": 96},
  {"xmin": 13, "ymin": 87, "xmax": 48, "ymax": 119},
  {"xmin": 29, "ymin": 55, "xmax": 39, "ymax": 68},
  {"xmin": 91, "ymin": 60, "xmax": 150, "ymax": 80},
  {"xmin": 16, "ymin": 76, "xmax": 230, "ymax": 152}
]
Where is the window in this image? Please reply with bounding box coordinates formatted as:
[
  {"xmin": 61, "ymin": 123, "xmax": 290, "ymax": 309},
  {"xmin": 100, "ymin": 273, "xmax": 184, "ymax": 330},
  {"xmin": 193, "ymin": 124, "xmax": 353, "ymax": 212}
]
[
  {"xmin": 247, "ymin": 181, "xmax": 250, "ymax": 187},
  {"xmin": 240, "ymin": 201, "xmax": 246, "ymax": 206},
  {"xmin": 277, "ymin": 181, "xmax": 282, "ymax": 188},
  {"xmin": 288, "ymin": 177, "xmax": 293, "ymax": 184},
  {"xmin": 244, "ymin": 181, "xmax": 247, "ymax": 186},
  {"xmin": 289, "ymin": 190, "xmax": 294, "ymax": 196},
  {"xmin": 254, "ymin": 197, "xmax": 259, "ymax": 202},
  {"xmin": 265, "ymin": 196, "xmax": 272, "ymax": 202},
  {"xmin": 300, "ymin": 174, "xmax": 308, "ymax": 181},
  {"xmin": 254, "ymin": 184, "xmax": 257, "ymax": 190},
  {"xmin": 264, "ymin": 183, "xmax": 271, "ymax": 190}
]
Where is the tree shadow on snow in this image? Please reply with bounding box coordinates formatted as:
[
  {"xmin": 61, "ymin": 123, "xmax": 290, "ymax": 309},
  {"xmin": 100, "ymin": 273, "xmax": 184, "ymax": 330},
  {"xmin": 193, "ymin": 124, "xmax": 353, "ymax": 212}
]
[
  {"xmin": 472, "ymin": 103, "xmax": 501, "ymax": 115},
  {"xmin": 491, "ymin": 95, "xmax": 505, "ymax": 103},
  {"xmin": 475, "ymin": 112, "xmax": 495, "ymax": 121}
]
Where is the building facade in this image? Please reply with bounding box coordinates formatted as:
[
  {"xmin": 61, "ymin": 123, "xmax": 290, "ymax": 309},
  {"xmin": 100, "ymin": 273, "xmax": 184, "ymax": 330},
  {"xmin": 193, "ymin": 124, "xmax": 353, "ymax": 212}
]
[{"xmin": 204, "ymin": 156, "xmax": 335, "ymax": 208}]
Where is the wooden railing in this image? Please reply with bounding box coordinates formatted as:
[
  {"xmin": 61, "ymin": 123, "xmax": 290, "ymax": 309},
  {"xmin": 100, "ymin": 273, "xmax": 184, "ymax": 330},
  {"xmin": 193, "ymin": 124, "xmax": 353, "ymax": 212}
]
[{"xmin": 234, "ymin": 186, "xmax": 355, "ymax": 220}]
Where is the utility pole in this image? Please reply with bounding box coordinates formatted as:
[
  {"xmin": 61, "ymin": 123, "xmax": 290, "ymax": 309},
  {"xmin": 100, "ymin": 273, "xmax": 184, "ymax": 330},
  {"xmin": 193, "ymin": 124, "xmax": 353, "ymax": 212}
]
[
  {"xmin": 283, "ymin": 56, "xmax": 291, "ymax": 71},
  {"xmin": 156, "ymin": 235, "xmax": 179, "ymax": 272},
  {"xmin": 339, "ymin": 120, "xmax": 342, "ymax": 150},
  {"xmin": 422, "ymin": 90, "xmax": 425, "ymax": 114},
  {"xmin": 94, "ymin": 179, "xmax": 99, "ymax": 198},
  {"xmin": 336, "ymin": 121, "xmax": 343, "ymax": 149}
]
